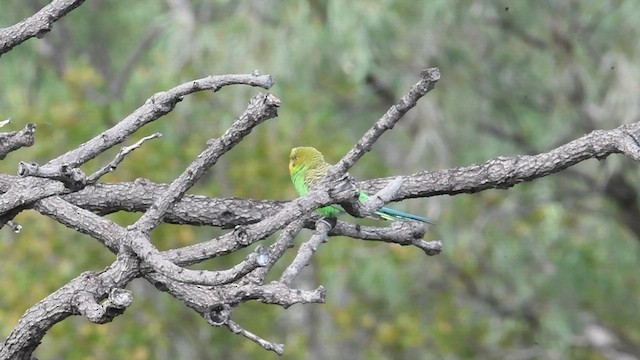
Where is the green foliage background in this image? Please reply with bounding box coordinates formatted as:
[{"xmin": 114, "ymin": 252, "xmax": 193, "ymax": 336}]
[{"xmin": 1, "ymin": 1, "xmax": 639, "ymax": 359}]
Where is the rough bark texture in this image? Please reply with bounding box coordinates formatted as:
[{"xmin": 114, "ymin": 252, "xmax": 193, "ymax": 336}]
[{"xmin": 1, "ymin": 2, "xmax": 639, "ymax": 358}]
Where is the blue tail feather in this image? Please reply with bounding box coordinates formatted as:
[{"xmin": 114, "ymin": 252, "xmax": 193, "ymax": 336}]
[{"xmin": 376, "ymin": 206, "xmax": 435, "ymax": 224}]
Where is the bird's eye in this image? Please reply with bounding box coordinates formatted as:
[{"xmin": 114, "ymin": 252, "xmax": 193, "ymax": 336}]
[{"xmin": 292, "ymin": 156, "xmax": 298, "ymax": 161}]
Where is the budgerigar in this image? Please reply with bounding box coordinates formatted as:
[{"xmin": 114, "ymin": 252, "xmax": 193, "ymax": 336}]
[{"xmin": 289, "ymin": 146, "xmax": 434, "ymax": 223}]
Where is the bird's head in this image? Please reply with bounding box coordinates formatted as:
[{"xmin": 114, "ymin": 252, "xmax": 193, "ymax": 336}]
[{"xmin": 289, "ymin": 146, "xmax": 324, "ymax": 175}]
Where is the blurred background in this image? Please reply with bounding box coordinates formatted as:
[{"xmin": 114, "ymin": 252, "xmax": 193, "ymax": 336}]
[{"xmin": 1, "ymin": 1, "xmax": 640, "ymax": 359}]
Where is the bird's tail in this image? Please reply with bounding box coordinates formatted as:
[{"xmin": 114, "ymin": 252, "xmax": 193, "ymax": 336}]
[{"xmin": 376, "ymin": 206, "xmax": 435, "ymax": 224}]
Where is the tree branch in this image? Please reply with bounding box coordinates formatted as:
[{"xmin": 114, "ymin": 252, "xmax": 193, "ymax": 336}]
[
  {"xmin": 329, "ymin": 68, "xmax": 440, "ymax": 179},
  {"xmin": 0, "ymin": 123, "xmax": 36, "ymax": 159},
  {"xmin": 86, "ymin": 132, "xmax": 162, "ymax": 184},
  {"xmin": 9, "ymin": 117, "xmax": 638, "ymax": 230},
  {"xmin": 361, "ymin": 121, "xmax": 640, "ymax": 198},
  {"xmin": 0, "ymin": 74, "xmax": 274, "ymax": 216},
  {"xmin": 0, "ymin": 0, "xmax": 85, "ymax": 57},
  {"xmin": 132, "ymin": 93, "xmax": 280, "ymax": 234},
  {"xmin": 280, "ymin": 218, "xmax": 334, "ymax": 286},
  {"xmin": 49, "ymin": 73, "xmax": 274, "ymax": 167},
  {"xmin": 227, "ymin": 320, "xmax": 285, "ymax": 355}
]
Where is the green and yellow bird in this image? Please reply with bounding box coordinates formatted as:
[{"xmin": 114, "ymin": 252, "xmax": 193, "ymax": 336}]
[{"xmin": 289, "ymin": 146, "xmax": 433, "ymax": 223}]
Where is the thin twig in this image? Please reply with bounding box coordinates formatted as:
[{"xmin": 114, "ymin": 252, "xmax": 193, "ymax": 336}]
[
  {"xmin": 87, "ymin": 132, "xmax": 162, "ymax": 184},
  {"xmin": 226, "ymin": 320, "xmax": 285, "ymax": 355},
  {"xmin": 280, "ymin": 218, "xmax": 333, "ymax": 286},
  {"xmin": 329, "ymin": 68, "xmax": 440, "ymax": 179}
]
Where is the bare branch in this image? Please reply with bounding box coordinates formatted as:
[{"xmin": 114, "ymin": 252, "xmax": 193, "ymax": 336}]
[
  {"xmin": 0, "ymin": 4, "xmax": 452, "ymax": 356},
  {"xmin": 280, "ymin": 218, "xmax": 334, "ymax": 286},
  {"xmin": 48, "ymin": 73, "xmax": 274, "ymax": 167},
  {"xmin": 333, "ymin": 221, "xmax": 442, "ymax": 256},
  {"xmin": 56, "ymin": 179, "xmax": 284, "ymax": 226},
  {"xmin": 21, "ymin": 116, "xmax": 634, "ymax": 243},
  {"xmin": 152, "ymin": 178, "xmax": 360, "ymax": 267},
  {"xmin": 0, "ymin": 74, "xmax": 274, "ymax": 216},
  {"xmin": 12, "ymin": 115, "xmax": 639, "ymax": 230},
  {"xmin": 227, "ymin": 320, "xmax": 285, "ymax": 355},
  {"xmin": 338, "ymin": 176, "xmax": 404, "ymax": 219},
  {"xmin": 0, "ymin": 68, "xmax": 440, "ymax": 360},
  {"xmin": 126, "ymin": 230, "xmax": 268, "ymax": 286},
  {"xmin": 32, "ymin": 178, "xmax": 441, "ymax": 256},
  {"xmin": 0, "ymin": 0, "xmax": 85, "ymax": 56},
  {"xmin": 229, "ymin": 282, "xmax": 326, "ymax": 307},
  {"xmin": 0, "ymin": 227, "xmax": 326, "ymax": 358},
  {"xmin": 33, "ymin": 196, "xmax": 125, "ymax": 252},
  {"xmin": 17, "ymin": 162, "xmax": 86, "ymax": 190},
  {"xmin": 132, "ymin": 92, "xmax": 280, "ymax": 234},
  {"xmin": 0, "ymin": 177, "xmax": 68, "ymax": 216},
  {"xmin": 0, "ymin": 123, "xmax": 36, "ymax": 159},
  {"xmin": 33, "ymin": 185, "xmax": 398, "ymax": 294},
  {"xmin": 0, "ymin": 268, "xmax": 118, "ymax": 359},
  {"xmin": 86, "ymin": 132, "xmax": 162, "ymax": 184},
  {"xmin": 328, "ymin": 68, "xmax": 440, "ymax": 179},
  {"xmin": 72, "ymin": 288, "xmax": 133, "ymax": 324},
  {"xmin": 361, "ymin": 176, "xmax": 404, "ymax": 211},
  {"xmin": 362, "ymin": 121, "xmax": 640, "ymax": 199}
]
